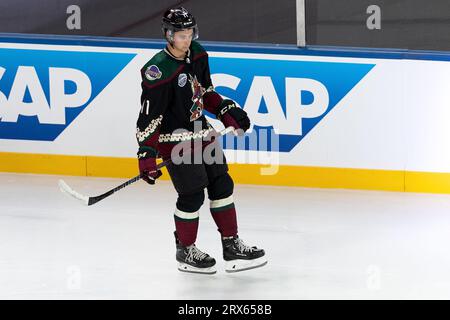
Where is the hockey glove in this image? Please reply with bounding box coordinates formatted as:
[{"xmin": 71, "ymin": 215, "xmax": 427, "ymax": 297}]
[
  {"xmin": 138, "ymin": 153, "xmax": 162, "ymax": 185},
  {"xmin": 217, "ymin": 99, "xmax": 250, "ymax": 134}
]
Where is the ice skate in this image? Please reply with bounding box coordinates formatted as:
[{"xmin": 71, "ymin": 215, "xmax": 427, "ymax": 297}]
[
  {"xmin": 222, "ymin": 235, "xmax": 267, "ymax": 273},
  {"xmin": 175, "ymin": 232, "xmax": 216, "ymax": 274}
]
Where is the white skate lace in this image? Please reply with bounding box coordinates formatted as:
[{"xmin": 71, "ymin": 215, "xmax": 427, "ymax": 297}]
[
  {"xmin": 235, "ymin": 238, "xmax": 254, "ymax": 253},
  {"xmin": 186, "ymin": 245, "xmax": 208, "ymax": 263}
]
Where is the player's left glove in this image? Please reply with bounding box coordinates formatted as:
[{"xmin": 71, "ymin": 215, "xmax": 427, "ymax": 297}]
[{"xmin": 217, "ymin": 99, "xmax": 250, "ymax": 134}]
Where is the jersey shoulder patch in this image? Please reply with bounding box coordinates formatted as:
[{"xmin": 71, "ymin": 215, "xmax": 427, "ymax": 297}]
[{"xmin": 141, "ymin": 50, "xmax": 180, "ymax": 85}]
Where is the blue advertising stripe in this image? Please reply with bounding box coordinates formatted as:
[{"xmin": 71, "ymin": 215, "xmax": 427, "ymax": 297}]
[{"xmin": 1, "ymin": 33, "xmax": 450, "ymax": 61}]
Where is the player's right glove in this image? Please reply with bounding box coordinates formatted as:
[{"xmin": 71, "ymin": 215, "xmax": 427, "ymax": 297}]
[
  {"xmin": 138, "ymin": 149, "xmax": 162, "ymax": 185},
  {"xmin": 217, "ymin": 99, "xmax": 250, "ymax": 134}
]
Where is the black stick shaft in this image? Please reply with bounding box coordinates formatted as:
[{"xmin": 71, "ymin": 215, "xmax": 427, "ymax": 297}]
[{"xmin": 87, "ymin": 159, "xmax": 171, "ymax": 206}]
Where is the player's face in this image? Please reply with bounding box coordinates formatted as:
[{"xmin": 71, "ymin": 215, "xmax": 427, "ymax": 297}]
[{"xmin": 172, "ymin": 29, "xmax": 194, "ymax": 52}]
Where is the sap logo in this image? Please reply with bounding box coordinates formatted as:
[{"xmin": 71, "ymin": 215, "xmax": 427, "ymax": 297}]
[
  {"xmin": 0, "ymin": 66, "xmax": 91, "ymax": 125},
  {"xmin": 209, "ymin": 57, "xmax": 375, "ymax": 152},
  {"xmin": 0, "ymin": 48, "xmax": 135, "ymax": 141},
  {"xmin": 212, "ymin": 74, "xmax": 328, "ymax": 136}
]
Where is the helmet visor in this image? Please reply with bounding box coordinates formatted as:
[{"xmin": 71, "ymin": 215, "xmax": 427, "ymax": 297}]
[
  {"xmin": 165, "ymin": 26, "xmax": 199, "ymax": 42},
  {"xmin": 172, "ymin": 27, "xmax": 198, "ymax": 41}
]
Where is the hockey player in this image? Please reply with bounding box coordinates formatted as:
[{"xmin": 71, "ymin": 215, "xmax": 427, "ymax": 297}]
[{"xmin": 136, "ymin": 7, "xmax": 267, "ymax": 274}]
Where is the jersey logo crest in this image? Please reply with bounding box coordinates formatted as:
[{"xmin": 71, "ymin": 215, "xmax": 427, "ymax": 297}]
[{"xmin": 189, "ymin": 75, "xmax": 205, "ymax": 122}]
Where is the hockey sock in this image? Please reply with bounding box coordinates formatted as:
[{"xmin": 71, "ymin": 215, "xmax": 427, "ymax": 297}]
[
  {"xmin": 174, "ymin": 209, "xmax": 199, "ymax": 246},
  {"xmin": 210, "ymin": 195, "xmax": 238, "ymax": 237}
]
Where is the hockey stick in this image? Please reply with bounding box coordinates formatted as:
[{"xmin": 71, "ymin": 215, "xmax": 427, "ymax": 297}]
[
  {"xmin": 58, "ymin": 159, "xmax": 171, "ymax": 206},
  {"xmin": 58, "ymin": 126, "xmax": 235, "ymax": 206}
]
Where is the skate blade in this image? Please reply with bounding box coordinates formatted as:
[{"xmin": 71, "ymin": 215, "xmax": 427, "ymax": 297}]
[
  {"xmin": 225, "ymin": 256, "xmax": 268, "ymax": 273},
  {"xmin": 178, "ymin": 262, "xmax": 217, "ymax": 275}
]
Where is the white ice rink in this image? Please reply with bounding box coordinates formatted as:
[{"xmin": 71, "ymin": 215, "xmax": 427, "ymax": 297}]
[{"xmin": 2, "ymin": 172, "xmax": 450, "ymax": 299}]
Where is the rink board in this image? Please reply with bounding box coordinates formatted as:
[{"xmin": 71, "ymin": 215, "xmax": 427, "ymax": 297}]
[{"xmin": 1, "ymin": 35, "xmax": 450, "ymax": 193}]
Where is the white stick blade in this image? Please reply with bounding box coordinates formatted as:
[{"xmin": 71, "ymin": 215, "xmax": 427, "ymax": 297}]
[{"xmin": 58, "ymin": 179, "xmax": 89, "ymax": 205}]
